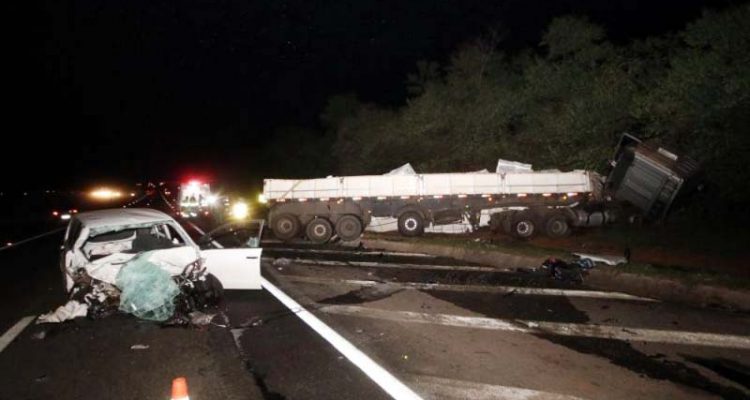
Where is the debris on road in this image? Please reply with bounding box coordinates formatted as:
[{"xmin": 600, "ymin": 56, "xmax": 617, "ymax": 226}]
[
  {"xmin": 37, "ymin": 300, "xmax": 88, "ymax": 323},
  {"xmin": 43, "ymin": 251, "xmax": 227, "ymax": 327},
  {"xmin": 130, "ymin": 344, "xmax": 150, "ymax": 350},
  {"xmin": 573, "ymin": 252, "xmax": 627, "ymax": 266},
  {"xmin": 188, "ymin": 311, "xmax": 216, "ymax": 326},
  {"xmin": 541, "ymin": 257, "xmax": 595, "ymax": 284},
  {"xmin": 272, "ymin": 257, "xmax": 291, "ymax": 267},
  {"xmin": 31, "ymin": 331, "xmax": 46, "ymax": 340}
]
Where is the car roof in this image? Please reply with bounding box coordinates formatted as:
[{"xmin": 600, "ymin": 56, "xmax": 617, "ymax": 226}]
[{"xmin": 74, "ymin": 208, "xmax": 175, "ymax": 229}]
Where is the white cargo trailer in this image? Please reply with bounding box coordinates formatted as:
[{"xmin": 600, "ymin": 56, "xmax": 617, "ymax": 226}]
[
  {"xmin": 262, "ymin": 135, "xmax": 699, "ymax": 243},
  {"xmin": 263, "ymin": 168, "xmax": 600, "ymax": 242}
]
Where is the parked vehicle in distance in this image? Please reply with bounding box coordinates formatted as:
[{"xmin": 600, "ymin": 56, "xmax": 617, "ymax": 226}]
[{"xmin": 261, "ymin": 134, "xmax": 699, "ymax": 243}]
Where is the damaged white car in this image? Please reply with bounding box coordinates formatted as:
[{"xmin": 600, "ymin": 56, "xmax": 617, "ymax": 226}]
[{"xmin": 59, "ymin": 208, "xmax": 263, "ymax": 292}]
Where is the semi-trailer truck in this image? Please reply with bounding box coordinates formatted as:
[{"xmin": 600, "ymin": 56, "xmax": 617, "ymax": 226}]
[{"xmin": 262, "ymin": 134, "xmax": 699, "ymax": 243}]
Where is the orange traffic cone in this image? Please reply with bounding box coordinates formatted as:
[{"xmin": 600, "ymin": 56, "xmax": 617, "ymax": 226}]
[{"xmin": 171, "ymin": 377, "xmax": 189, "ymax": 400}]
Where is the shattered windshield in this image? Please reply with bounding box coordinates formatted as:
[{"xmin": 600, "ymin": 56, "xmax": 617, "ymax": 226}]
[{"xmin": 82, "ymin": 223, "xmax": 189, "ymax": 261}]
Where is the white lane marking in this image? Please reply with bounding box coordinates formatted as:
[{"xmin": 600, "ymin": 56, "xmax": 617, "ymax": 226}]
[
  {"xmin": 280, "ymin": 275, "xmax": 656, "ymax": 302},
  {"xmin": 0, "ymin": 228, "xmax": 66, "ymax": 253},
  {"xmin": 261, "ymin": 277, "xmax": 423, "ymax": 400},
  {"xmin": 264, "ymin": 257, "xmax": 499, "ymax": 272},
  {"xmin": 320, "ymin": 305, "xmax": 750, "ymax": 349},
  {"xmin": 266, "ymin": 247, "xmax": 435, "ymax": 258},
  {"xmin": 0, "ymin": 316, "xmax": 35, "ymax": 353},
  {"xmin": 409, "ymin": 374, "xmax": 586, "ymax": 400}
]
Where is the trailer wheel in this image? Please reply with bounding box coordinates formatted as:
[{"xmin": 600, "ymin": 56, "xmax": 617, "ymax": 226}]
[
  {"xmin": 272, "ymin": 214, "xmax": 300, "ymax": 241},
  {"xmin": 306, "ymin": 218, "xmax": 333, "ymax": 244},
  {"xmin": 398, "ymin": 211, "xmax": 424, "ymax": 237},
  {"xmin": 543, "ymin": 214, "xmax": 570, "ymax": 238},
  {"xmin": 512, "ymin": 212, "xmax": 536, "ymax": 239},
  {"xmin": 335, "ymin": 215, "xmax": 363, "ymax": 241}
]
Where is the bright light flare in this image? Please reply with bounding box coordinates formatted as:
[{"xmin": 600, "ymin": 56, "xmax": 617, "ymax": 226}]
[
  {"xmin": 231, "ymin": 201, "xmax": 250, "ymax": 220},
  {"xmin": 61, "ymin": 213, "xmax": 71, "ymax": 220},
  {"xmin": 90, "ymin": 188, "xmax": 123, "ymax": 200},
  {"xmin": 257, "ymin": 193, "xmax": 267, "ymax": 204}
]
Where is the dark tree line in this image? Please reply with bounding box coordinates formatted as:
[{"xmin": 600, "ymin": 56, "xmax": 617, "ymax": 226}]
[{"xmin": 274, "ymin": 5, "xmax": 749, "ymax": 217}]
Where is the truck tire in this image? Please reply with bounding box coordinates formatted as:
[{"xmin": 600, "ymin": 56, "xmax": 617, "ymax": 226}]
[
  {"xmin": 512, "ymin": 211, "xmax": 536, "ymax": 239},
  {"xmin": 306, "ymin": 218, "xmax": 333, "ymax": 244},
  {"xmin": 398, "ymin": 211, "xmax": 424, "ymax": 237},
  {"xmin": 272, "ymin": 214, "xmax": 300, "ymax": 241},
  {"xmin": 335, "ymin": 215, "xmax": 363, "ymax": 241},
  {"xmin": 543, "ymin": 214, "xmax": 570, "ymax": 238}
]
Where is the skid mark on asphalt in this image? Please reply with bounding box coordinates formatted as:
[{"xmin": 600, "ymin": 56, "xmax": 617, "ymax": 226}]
[
  {"xmin": 317, "ymin": 284, "xmax": 405, "ymax": 305},
  {"xmin": 282, "ymin": 275, "xmax": 656, "ymax": 302},
  {"xmin": 319, "ymin": 304, "xmax": 750, "ymax": 349},
  {"xmin": 407, "ymin": 374, "xmax": 586, "ymax": 400},
  {"xmin": 540, "ymin": 336, "xmax": 749, "ymax": 400},
  {"xmin": 682, "ymin": 356, "xmax": 750, "ymax": 390}
]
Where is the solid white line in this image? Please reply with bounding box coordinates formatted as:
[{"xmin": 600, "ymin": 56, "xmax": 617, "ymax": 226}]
[
  {"xmin": 261, "ymin": 277, "xmax": 423, "ymax": 400},
  {"xmin": 264, "ymin": 257, "xmax": 499, "ymax": 272},
  {"xmin": 266, "ymin": 247, "xmax": 435, "ymax": 258},
  {"xmin": 280, "ymin": 275, "xmax": 656, "ymax": 302},
  {"xmin": 0, "ymin": 316, "xmax": 35, "ymax": 353},
  {"xmin": 408, "ymin": 374, "xmax": 586, "ymax": 400},
  {"xmin": 0, "ymin": 228, "xmax": 66, "ymax": 252},
  {"xmin": 320, "ymin": 305, "xmax": 750, "ymax": 349}
]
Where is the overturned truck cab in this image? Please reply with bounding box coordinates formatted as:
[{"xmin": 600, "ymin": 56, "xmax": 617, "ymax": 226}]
[{"xmin": 59, "ymin": 208, "xmax": 262, "ymax": 292}]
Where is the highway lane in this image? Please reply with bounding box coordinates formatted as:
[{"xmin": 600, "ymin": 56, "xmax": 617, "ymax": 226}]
[
  {"xmin": 263, "ymin": 244, "xmax": 750, "ymax": 400},
  {"xmin": 2, "ymin": 195, "xmax": 749, "ymax": 400},
  {"xmin": 0, "ymin": 229, "xmax": 390, "ymax": 399}
]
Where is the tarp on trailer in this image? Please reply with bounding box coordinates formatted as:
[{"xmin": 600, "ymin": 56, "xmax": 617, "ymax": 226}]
[{"xmin": 496, "ymin": 159, "xmax": 532, "ymax": 174}]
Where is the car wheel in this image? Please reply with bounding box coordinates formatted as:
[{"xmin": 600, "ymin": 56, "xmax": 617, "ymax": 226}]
[
  {"xmin": 306, "ymin": 218, "xmax": 333, "ymax": 244},
  {"xmin": 335, "ymin": 215, "xmax": 363, "ymax": 241},
  {"xmin": 273, "ymin": 214, "xmax": 300, "ymax": 241}
]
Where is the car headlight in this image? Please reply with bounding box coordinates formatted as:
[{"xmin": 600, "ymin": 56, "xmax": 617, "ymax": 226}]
[{"xmin": 231, "ymin": 201, "xmax": 249, "ymax": 220}]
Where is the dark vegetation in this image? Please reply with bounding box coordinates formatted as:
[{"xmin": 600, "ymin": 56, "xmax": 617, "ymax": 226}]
[{"xmin": 289, "ymin": 5, "xmax": 750, "ymax": 220}]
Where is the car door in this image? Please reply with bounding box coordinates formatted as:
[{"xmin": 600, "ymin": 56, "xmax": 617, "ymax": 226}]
[
  {"xmin": 200, "ymin": 248, "xmax": 262, "ymax": 289},
  {"xmin": 195, "ymin": 220, "xmax": 265, "ymax": 290}
]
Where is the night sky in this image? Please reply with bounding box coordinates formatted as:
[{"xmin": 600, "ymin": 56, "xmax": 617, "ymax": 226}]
[{"xmin": 9, "ymin": 0, "xmax": 729, "ymax": 190}]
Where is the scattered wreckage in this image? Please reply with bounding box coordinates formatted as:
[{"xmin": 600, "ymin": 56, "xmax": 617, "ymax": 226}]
[{"xmin": 39, "ymin": 208, "xmax": 264, "ymax": 325}]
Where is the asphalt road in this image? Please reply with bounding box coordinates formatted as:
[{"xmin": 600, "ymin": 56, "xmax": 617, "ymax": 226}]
[{"xmin": 1, "ymin": 193, "xmax": 749, "ymax": 399}]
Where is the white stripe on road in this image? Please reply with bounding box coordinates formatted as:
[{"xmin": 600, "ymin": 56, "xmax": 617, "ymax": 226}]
[
  {"xmin": 0, "ymin": 316, "xmax": 35, "ymax": 353},
  {"xmin": 0, "ymin": 228, "xmax": 65, "ymax": 252},
  {"xmin": 408, "ymin": 374, "xmax": 586, "ymax": 400},
  {"xmin": 280, "ymin": 275, "xmax": 656, "ymax": 302},
  {"xmin": 320, "ymin": 305, "xmax": 750, "ymax": 349},
  {"xmin": 266, "ymin": 247, "xmax": 435, "ymax": 258},
  {"xmin": 264, "ymin": 257, "xmax": 499, "ymax": 272},
  {"xmin": 261, "ymin": 277, "xmax": 423, "ymax": 400}
]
